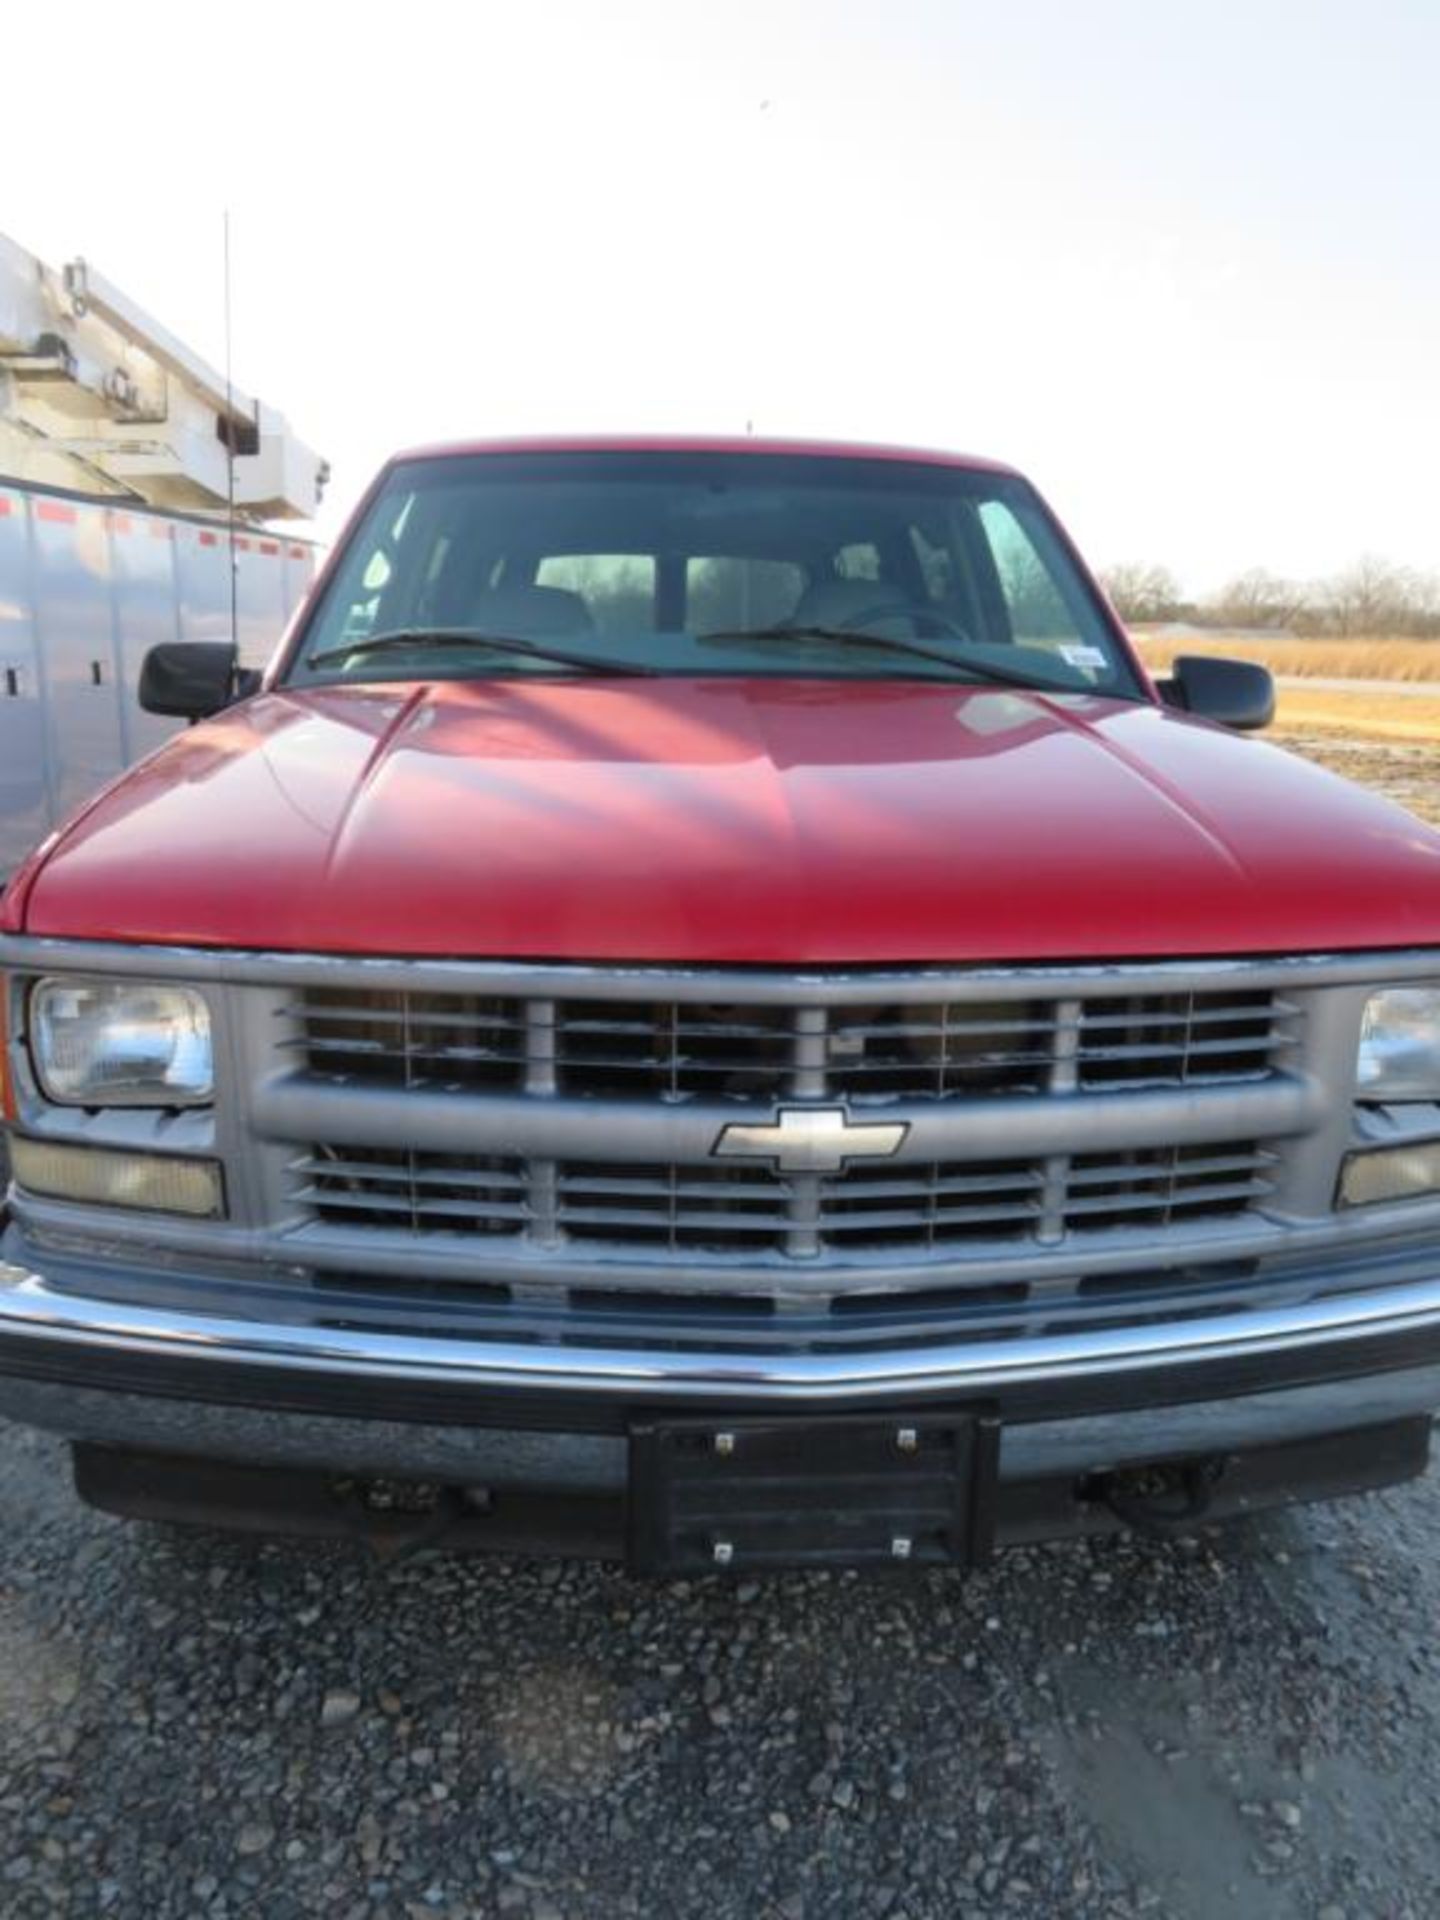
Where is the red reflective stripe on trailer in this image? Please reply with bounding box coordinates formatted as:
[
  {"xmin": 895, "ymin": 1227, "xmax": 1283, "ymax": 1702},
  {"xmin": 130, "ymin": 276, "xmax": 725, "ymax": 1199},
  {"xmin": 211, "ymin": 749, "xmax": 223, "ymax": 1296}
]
[
  {"xmin": 233, "ymin": 536, "xmax": 252, "ymax": 551},
  {"xmin": 259, "ymin": 540, "xmax": 280, "ymax": 555},
  {"xmin": 199, "ymin": 530, "xmax": 219, "ymax": 547},
  {"xmin": 36, "ymin": 499, "xmax": 77, "ymax": 525},
  {"xmin": 149, "ymin": 521, "xmax": 173, "ymax": 541},
  {"xmin": 107, "ymin": 512, "xmax": 134, "ymax": 535},
  {"xmin": 288, "ymin": 544, "xmax": 307, "ymax": 560},
  {"xmin": 0, "ymin": 496, "xmax": 12, "ymax": 516}
]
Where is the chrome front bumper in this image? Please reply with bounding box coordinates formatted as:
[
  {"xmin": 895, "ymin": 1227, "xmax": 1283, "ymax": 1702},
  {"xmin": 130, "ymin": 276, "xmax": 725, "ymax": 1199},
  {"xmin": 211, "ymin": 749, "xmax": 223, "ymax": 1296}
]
[
  {"xmin": 4, "ymin": 1251, "xmax": 1440, "ymax": 1484},
  {"xmin": 4, "ymin": 1248, "xmax": 1440, "ymax": 1566},
  {"xmin": 5, "ymin": 1258, "xmax": 1440, "ymax": 1401}
]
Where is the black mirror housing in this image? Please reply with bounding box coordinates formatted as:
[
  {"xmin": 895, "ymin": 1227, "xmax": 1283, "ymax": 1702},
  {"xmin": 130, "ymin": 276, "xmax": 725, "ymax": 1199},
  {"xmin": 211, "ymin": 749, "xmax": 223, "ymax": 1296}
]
[
  {"xmin": 138, "ymin": 643, "xmax": 242, "ymax": 719},
  {"xmin": 1160, "ymin": 655, "xmax": 1275, "ymax": 732}
]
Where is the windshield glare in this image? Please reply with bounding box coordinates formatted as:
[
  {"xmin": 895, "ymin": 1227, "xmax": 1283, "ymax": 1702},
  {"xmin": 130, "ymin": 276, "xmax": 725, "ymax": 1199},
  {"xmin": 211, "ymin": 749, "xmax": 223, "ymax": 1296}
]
[{"xmin": 288, "ymin": 451, "xmax": 1140, "ymax": 697}]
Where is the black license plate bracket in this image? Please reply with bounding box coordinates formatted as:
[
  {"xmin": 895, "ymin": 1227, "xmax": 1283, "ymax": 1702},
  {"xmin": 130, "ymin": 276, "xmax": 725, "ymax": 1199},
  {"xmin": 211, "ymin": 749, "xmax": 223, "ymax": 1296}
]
[{"xmin": 628, "ymin": 1410, "xmax": 999, "ymax": 1575}]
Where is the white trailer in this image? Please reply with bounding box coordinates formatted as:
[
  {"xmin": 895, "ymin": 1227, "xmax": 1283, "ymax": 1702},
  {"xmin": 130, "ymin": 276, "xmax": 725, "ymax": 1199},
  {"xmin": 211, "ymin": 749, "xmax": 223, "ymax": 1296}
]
[{"xmin": 0, "ymin": 231, "xmax": 325, "ymax": 876}]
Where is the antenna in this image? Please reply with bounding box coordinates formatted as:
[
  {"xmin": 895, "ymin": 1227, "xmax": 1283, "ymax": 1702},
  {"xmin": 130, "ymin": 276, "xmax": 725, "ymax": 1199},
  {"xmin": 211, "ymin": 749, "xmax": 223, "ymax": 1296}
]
[{"xmin": 222, "ymin": 209, "xmax": 239, "ymax": 660}]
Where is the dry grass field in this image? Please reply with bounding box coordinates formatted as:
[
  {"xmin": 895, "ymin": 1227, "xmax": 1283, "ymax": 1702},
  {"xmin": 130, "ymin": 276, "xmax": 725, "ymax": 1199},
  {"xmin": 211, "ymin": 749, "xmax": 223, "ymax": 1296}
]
[
  {"xmin": 1269, "ymin": 684, "xmax": 1440, "ymax": 742},
  {"xmin": 1131, "ymin": 630, "xmax": 1440, "ymax": 744},
  {"xmin": 1133, "ymin": 631, "xmax": 1440, "ymax": 683}
]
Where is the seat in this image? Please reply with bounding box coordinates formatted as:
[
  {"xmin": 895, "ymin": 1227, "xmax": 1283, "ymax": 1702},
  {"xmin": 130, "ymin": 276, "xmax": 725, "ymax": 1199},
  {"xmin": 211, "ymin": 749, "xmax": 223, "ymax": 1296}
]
[
  {"xmin": 788, "ymin": 576, "xmax": 915, "ymax": 630},
  {"xmin": 467, "ymin": 584, "xmax": 596, "ymax": 638}
]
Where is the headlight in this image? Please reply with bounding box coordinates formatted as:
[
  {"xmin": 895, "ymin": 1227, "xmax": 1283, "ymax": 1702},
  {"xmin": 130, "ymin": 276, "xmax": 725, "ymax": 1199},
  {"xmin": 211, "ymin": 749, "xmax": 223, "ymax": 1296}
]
[
  {"xmin": 29, "ymin": 979, "xmax": 214, "ymax": 1107},
  {"xmin": 1356, "ymin": 988, "xmax": 1440, "ymax": 1103}
]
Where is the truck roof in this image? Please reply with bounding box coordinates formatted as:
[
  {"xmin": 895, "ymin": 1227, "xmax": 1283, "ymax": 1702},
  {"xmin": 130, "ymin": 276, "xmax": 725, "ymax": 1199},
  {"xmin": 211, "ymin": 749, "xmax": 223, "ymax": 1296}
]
[{"xmin": 388, "ymin": 434, "xmax": 1020, "ymax": 476}]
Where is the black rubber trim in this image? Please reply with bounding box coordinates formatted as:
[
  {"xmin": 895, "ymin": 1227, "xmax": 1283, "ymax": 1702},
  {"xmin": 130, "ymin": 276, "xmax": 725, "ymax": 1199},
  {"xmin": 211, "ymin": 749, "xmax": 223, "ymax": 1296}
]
[
  {"xmin": 71, "ymin": 1417, "xmax": 1432, "ymax": 1559},
  {"xmin": 3, "ymin": 1311, "xmax": 1440, "ymax": 1434}
]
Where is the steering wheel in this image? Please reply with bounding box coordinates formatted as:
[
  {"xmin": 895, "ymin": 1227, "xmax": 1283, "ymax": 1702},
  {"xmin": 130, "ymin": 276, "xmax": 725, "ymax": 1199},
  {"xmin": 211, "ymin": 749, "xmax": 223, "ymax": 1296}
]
[{"xmin": 830, "ymin": 598, "xmax": 974, "ymax": 645}]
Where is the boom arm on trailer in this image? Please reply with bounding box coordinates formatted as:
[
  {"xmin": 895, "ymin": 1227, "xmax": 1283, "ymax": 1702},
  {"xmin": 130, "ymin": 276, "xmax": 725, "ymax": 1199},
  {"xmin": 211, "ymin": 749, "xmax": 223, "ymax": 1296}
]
[{"xmin": 0, "ymin": 230, "xmax": 326, "ymax": 521}]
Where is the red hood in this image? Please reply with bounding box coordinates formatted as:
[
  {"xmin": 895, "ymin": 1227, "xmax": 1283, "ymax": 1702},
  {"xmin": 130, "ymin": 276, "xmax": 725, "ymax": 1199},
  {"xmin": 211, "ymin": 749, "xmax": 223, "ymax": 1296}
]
[{"xmin": 8, "ymin": 678, "xmax": 1440, "ymax": 961}]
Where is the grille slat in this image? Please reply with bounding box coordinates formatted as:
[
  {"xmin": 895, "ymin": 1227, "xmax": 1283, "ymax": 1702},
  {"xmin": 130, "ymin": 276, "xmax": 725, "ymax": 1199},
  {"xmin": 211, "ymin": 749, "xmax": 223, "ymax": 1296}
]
[
  {"xmin": 1064, "ymin": 1149, "xmax": 1275, "ymax": 1187},
  {"xmin": 1062, "ymin": 1180, "xmax": 1273, "ymax": 1218},
  {"xmin": 294, "ymin": 1187, "xmax": 533, "ymax": 1225}
]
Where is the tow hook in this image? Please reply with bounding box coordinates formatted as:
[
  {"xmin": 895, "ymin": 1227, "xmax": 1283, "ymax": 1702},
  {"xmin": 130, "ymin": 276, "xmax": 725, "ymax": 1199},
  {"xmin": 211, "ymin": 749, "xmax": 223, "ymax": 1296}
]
[
  {"xmin": 338, "ymin": 1479, "xmax": 493, "ymax": 1561},
  {"xmin": 1090, "ymin": 1456, "xmax": 1229, "ymax": 1538}
]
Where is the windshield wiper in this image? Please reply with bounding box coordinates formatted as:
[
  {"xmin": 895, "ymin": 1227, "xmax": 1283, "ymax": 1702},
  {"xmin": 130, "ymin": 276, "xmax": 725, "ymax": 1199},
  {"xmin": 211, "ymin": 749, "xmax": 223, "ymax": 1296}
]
[
  {"xmin": 695, "ymin": 624, "xmax": 1072, "ymax": 692},
  {"xmin": 305, "ymin": 627, "xmax": 659, "ymax": 677}
]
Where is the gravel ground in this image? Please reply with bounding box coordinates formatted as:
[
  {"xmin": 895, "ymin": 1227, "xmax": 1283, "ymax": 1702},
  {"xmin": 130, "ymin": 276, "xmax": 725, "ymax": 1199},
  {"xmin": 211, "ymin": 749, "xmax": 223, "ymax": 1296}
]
[
  {"xmin": 3, "ymin": 1431, "xmax": 1440, "ymax": 1920},
  {"xmin": 2, "ymin": 730, "xmax": 1439, "ymax": 1920}
]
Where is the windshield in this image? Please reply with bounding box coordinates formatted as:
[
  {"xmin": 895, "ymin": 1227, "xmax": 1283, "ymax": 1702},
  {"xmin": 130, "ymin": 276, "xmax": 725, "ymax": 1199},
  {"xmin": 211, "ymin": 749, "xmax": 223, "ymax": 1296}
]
[{"xmin": 286, "ymin": 450, "xmax": 1144, "ymax": 698}]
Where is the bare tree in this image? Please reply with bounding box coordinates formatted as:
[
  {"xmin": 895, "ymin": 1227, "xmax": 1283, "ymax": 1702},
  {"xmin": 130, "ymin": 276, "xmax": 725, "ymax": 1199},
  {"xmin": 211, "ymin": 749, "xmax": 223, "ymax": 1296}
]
[
  {"xmin": 1097, "ymin": 562, "xmax": 1183, "ymax": 625},
  {"xmin": 993, "ymin": 544, "xmax": 1072, "ymax": 638},
  {"xmin": 1208, "ymin": 569, "xmax": 1305, "ymax": 632},
  {"xmin": 1318, "ymin": 556, "xmax": 1420, "ymax": 637},
  {"xmin": 1096, "ymin": 552, "xmax": 1440, "ymax": 640}
]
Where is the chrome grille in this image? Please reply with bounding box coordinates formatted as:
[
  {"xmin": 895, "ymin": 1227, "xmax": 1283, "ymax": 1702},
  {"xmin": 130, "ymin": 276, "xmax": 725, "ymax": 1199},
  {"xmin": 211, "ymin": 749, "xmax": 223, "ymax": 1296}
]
[
  {"xmin": 296, "ymin": 1142, "xmax": 1277, "ymax": 1257},
  {"xmin": 289, "ymin": 985, "xmax": 1294, "ymax": 1101}
]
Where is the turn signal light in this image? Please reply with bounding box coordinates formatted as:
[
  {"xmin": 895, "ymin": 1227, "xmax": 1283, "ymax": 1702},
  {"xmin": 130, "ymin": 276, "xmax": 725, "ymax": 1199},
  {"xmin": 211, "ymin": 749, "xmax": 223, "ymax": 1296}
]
[
  {"xmin": 1339, "ymin": 1142, "xmax": 1440, "ymax": 1210},
  {"xmin": 9, "ymin": 1136, "xmax": 224, "ymax": 1217}
]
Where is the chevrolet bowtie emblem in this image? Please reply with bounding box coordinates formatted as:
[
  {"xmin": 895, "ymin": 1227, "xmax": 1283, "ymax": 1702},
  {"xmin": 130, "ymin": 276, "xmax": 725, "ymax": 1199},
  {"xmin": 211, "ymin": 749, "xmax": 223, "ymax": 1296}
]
[{"xmin": 712, "ymin": 1106, "xmax": 908, "ymax": 1174}]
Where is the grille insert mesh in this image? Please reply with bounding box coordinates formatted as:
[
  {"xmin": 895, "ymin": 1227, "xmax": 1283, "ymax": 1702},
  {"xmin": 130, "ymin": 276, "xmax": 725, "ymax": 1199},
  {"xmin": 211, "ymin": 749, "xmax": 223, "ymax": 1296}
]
[
  {"xmin": 288, "ymin": 986, "xmax": 1293, "ymax": 1101},
  {"xmin": 297, "ymin": 1142, "xmax": 1276, "ymax": 1256},
  {"xmin": 284, "ymin": 973, "xmax": 1295, "ymax": 1281}
]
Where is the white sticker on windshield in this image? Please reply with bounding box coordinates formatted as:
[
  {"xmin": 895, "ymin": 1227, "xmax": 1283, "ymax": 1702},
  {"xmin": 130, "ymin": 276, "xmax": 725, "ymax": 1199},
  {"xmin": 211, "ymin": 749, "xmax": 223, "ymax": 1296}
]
[{"xmin": 1058, "ymin": 644, "xmax": 1108, "ymax": 672}]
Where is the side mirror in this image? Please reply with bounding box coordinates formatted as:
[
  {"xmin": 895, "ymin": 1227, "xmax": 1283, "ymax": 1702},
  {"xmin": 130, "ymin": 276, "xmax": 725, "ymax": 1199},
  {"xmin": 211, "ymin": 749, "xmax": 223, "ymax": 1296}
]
[
  {"xmin": 1158, "ymin": 655, "xmax": 1275, "ymax": 732},
  {"xmin": 138, "ymin": 643, "xmax": 246, "ymax": 720}
]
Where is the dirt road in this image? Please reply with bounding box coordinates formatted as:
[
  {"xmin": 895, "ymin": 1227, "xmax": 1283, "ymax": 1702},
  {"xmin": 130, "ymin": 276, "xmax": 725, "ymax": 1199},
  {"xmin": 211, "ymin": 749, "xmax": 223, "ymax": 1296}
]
[{"xmin": 1276, "ymin": 678, "xmax": 1440, "ymax": 698}]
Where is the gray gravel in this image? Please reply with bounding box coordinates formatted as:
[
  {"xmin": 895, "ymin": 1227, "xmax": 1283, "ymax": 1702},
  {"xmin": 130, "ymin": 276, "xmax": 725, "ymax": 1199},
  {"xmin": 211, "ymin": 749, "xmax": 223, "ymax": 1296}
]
[{"xmin": 2, "ymin": 1423, "xmax": 1440, "ymax": 1919}]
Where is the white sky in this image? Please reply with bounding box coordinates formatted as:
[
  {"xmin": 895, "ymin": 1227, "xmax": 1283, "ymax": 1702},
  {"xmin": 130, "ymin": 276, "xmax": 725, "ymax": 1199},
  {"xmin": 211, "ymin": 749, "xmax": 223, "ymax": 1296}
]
[{"xmin": 5, "ymin": 0, "xmax": 1438, "ymax": 595}]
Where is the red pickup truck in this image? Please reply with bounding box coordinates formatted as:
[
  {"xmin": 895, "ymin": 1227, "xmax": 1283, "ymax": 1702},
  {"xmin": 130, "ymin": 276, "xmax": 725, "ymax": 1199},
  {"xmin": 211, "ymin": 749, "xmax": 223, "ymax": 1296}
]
[{"xmin": 3, "ymin": 438, "xmax": 1439, "ymax": 1572}]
